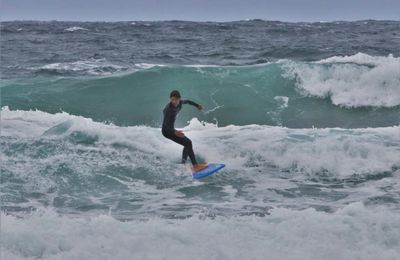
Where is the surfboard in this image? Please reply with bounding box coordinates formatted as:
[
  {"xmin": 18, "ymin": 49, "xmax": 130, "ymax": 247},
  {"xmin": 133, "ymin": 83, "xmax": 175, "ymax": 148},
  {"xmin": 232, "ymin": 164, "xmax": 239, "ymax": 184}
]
[{"xmin": 192, "ymin": 163, "xmax": 225, "ymax": 179}]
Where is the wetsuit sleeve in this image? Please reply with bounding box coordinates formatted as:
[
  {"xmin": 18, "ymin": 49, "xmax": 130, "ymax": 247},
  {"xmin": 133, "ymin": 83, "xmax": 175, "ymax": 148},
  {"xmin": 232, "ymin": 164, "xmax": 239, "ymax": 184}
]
[{"xmin": 182, "ymin": 99, "xmax": 200, "ymax": 108}]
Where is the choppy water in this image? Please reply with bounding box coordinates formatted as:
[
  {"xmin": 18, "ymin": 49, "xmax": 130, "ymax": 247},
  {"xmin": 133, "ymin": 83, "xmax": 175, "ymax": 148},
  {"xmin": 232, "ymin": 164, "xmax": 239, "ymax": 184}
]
[{"xmin": 1, "ymin": 20, "xmax": 400, "ymax": 260}]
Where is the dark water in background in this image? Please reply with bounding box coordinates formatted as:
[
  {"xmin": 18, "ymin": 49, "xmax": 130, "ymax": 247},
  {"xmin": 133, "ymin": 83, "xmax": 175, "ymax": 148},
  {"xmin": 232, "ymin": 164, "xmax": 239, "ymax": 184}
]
[
  {"xmin": 1, "ymin": 20, "xmax": 400, "ymax": 128},
  {"xmin": 2, "ymin": 20, "xmax": 400, "ymax": 75},
  {"xmin": 1, "ymin": 20, "xmax": 400, "ymax": 259}
]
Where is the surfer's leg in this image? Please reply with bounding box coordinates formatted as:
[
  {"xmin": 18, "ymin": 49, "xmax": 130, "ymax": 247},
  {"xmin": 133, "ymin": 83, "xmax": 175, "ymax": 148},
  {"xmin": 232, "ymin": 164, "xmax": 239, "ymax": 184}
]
[
  {"xmin": 180, "ymin": 136, "xmax": 197, "ymax": 166},
  {"xmin": 182, "ymin": 147, "xmax": 189, "ymax": 164},
  {"xmin": 165, "ymin": 134, "xmax": 197, "ymax": 165}
]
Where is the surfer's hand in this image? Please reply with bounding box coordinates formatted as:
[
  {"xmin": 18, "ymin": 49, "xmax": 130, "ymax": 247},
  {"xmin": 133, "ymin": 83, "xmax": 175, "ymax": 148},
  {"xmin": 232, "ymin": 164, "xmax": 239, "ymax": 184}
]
[
  {"xmin": 175, "ymin": 130, "xmax": 184, "ymax": 137},
  {"xmin": 198, "ymin": 104, "xmax": 203, "ymax": 111}
]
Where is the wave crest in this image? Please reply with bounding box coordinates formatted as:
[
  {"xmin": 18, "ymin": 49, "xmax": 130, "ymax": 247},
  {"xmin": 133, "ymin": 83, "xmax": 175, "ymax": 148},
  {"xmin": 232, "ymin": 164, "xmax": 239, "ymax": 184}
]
[{"xmin": 282, "ymin": 53, "xmax": 400, "ymax": 107}]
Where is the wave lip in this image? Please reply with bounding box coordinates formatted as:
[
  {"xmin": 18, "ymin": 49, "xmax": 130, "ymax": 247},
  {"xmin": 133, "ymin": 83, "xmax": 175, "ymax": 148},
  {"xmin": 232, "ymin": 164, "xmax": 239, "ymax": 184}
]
[
  {"xmin": 282, "ymin": 53, "xmax": 400, "ymax": 108},
  {"xmin": 316, "ymin": 52, "xmax": 398, "ymax": 66}
]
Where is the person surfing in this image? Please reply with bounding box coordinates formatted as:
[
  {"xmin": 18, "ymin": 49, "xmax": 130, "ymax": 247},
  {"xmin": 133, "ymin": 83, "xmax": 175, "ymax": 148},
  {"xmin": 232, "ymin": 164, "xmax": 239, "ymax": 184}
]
[{"xmin": 162, "ymin": 90, "xmax": 208, "ymax": 172}]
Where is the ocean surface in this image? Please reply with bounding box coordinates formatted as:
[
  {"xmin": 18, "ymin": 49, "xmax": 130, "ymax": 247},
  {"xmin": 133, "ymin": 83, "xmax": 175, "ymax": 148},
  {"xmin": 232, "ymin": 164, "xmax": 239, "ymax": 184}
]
[{"xmin": 1, "ymin": 20, "xmax": 400, "ymax": 259}]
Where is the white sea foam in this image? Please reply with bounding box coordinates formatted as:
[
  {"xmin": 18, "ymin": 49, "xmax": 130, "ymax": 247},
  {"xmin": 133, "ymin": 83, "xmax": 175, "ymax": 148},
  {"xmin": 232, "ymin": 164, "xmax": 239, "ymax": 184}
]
[
  {"xmin": 35, "ymin": 61, "xmax": 168, "ymax": 76},
  {"xmin": 273, "ymin": 96, "xmax": 289, "ymax": 109},
  {"xmin": 2, "ymin": 202, "xmax": 399, "ymax": 260},
  {"xmin": 133, "ymin": 63, "xmax": 166, "ymax": 69},
  {"xmin": 316, "ymin": 52, "xmax": 397, "ymax": 66},
  {"xmin": 64, "ymin": 26, "xmax": 88, "ymax": 32},
  {"xmin": 282, "ymin": 53, "xmax": 400, "ymax": 107},
  {"xmin": 38, "ymin": 59, "xmax": 127, "ymax": 75},
  {"xmin": 185, "ymin": 119, "xmax": 400, "ymax": 176},
  {"xmin": 2, "ymin": 108, "xmax": 400, "ymax": 259},
  {"xmin": 2, "ymin": 107, "xmax": 399, "ymax": 177}
]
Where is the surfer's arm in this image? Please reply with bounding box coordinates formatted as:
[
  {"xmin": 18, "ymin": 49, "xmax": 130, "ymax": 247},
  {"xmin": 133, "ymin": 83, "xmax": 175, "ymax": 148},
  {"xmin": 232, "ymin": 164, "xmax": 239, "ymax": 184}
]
[{"xmin": 182, "ymin": 100, "xmax": 202, "ymax": 110}]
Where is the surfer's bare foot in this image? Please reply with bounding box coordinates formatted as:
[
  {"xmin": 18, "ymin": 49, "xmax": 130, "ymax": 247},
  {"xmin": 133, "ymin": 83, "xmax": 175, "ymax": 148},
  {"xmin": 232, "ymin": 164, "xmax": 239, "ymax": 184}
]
[{"xmin": 192, "ymin": 163, "xmax": 208, "ymax": 172}]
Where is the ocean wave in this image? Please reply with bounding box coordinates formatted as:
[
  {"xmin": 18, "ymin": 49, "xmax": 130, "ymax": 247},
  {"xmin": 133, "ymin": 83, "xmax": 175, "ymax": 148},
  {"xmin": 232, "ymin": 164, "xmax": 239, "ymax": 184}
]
[
  {"xmin": 282, "ymin": 53, "xmax": 400, "ymax": 108},
  {"xmin": 30, "ymin": 53, "xmax": 400, "ymax": 108},
  {"xmin": 3, "ymin": 54, "xmax": 400, "ymax": 129},
  {"xmin": 2, "ymin": 202, "xmax": 400, "ymax": 260}
]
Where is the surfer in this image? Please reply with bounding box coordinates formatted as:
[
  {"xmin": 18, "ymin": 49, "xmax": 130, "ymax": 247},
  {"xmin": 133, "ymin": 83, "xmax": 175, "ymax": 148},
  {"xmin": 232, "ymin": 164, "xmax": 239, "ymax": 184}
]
[{"xmin": 162, "ymin": 90, "xmax": 207, "ymax": 172}]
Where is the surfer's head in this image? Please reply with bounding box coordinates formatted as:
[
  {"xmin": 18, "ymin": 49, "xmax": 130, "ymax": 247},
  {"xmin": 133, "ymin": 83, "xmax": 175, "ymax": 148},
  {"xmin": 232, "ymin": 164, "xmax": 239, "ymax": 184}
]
[{"xmin": 170, "ymin": 90, "xmax": 181, "ymax": 107}]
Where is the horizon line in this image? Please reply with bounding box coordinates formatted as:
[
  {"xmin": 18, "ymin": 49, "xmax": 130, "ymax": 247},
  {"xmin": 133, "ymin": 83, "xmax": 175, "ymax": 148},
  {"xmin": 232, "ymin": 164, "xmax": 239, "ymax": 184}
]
[{"xmin": 2, "ymin": 18, "xmax": 399, "ymax": 23}]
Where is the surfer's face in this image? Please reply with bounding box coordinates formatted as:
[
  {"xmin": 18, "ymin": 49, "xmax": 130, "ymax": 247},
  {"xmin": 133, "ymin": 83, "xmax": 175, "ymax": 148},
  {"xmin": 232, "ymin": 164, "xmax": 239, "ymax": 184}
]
[{"xmin": 170, "ymin": 97, "xmax": 180, "ymax": 107}]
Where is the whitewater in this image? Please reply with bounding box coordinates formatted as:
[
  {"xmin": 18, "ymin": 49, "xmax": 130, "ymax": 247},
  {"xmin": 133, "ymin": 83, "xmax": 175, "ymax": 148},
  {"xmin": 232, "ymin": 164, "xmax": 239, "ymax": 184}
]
[{"xmin": 1, "ymin": 20, "xmax": 400, "ymax": 260}]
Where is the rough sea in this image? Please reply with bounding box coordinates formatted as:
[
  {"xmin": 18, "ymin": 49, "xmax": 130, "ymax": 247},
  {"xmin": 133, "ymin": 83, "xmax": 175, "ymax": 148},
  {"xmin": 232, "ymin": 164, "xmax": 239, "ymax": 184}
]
[{"xmin": 1, "ymin": 20, "xmax": 400, "ymax": 259}]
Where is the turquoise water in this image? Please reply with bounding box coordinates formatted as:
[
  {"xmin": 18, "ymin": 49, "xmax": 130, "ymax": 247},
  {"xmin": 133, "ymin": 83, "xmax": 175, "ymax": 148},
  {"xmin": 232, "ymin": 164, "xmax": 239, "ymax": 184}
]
[
  {"xmin": 1, "ymin": 20, "xmax": 400, "ymax": 259},
  {"xmin": 2, "ymin": 61, "xmax": 400, "ymax": 128}
]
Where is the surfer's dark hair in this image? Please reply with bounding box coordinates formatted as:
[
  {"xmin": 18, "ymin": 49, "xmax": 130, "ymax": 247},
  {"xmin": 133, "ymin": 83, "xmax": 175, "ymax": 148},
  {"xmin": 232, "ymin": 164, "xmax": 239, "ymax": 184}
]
[{"xmin": 170, "ymin": 90, "xmax": 181, "ymax": 98}]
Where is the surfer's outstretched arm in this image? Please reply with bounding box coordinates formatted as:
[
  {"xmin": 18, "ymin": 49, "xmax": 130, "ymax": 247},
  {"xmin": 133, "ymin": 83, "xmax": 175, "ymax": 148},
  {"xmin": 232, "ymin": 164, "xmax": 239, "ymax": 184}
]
[{"xmin": 182, "ymin": 100, "xmax": 203, "ymax": 110}]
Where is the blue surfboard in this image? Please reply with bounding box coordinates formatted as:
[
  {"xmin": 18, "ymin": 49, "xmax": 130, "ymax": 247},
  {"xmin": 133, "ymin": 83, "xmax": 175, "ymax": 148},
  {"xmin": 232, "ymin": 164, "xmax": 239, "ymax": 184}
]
[{"xmin": 192, "ymin": 163, "xmax": 225, "ymax": 179}]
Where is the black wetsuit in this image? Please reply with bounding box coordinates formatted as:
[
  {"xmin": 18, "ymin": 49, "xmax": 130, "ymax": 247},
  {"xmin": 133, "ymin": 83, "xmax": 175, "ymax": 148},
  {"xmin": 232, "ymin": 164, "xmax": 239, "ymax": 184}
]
[{"xmin": 162, "ymin": 100, "xmax": 200, "ymax": 165}]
